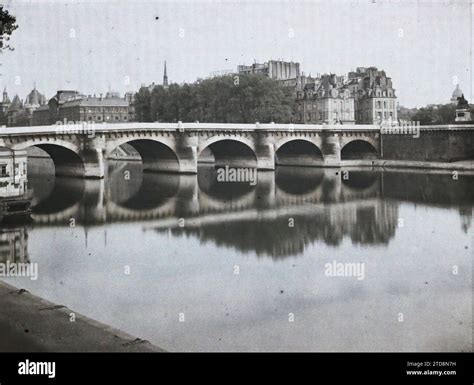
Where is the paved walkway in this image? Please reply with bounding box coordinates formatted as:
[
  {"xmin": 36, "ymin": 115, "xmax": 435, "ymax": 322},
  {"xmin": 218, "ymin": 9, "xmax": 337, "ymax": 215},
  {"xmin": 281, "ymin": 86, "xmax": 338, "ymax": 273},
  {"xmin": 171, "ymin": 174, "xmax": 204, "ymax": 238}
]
[{"xmin": 0, "ymin": 281, "xmax": 164, "ymax": 352}]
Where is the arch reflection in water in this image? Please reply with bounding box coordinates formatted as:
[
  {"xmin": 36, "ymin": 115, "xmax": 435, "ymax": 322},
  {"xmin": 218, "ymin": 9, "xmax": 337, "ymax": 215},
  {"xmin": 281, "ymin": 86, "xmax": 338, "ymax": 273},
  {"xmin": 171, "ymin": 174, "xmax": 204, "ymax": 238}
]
[
  {"xmin": 25, "ymin": 160, "xmax": 474, "ymax": 259},
  {"xmin": 155, "ymin": 166, "xmax": 399, "ymax": 258}
]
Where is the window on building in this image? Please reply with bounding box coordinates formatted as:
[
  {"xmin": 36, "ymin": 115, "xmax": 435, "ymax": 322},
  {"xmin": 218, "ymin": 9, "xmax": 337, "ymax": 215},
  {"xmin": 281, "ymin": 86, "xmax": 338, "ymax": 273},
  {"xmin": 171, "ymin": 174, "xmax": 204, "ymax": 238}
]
[
  {"xmin": 377, "ymin": 101, "xmax": 381, "ymax": 109},
  {"xmin": 124, "ymin": 116, "xmax": 128, "ymax": 120},
  {"xmin": 383, "ymin": 101, "xmax": 387, "ymax": 108},
  {"xmin": 0, "ymin": 165, "xmax": 7, "ymax": 177}
]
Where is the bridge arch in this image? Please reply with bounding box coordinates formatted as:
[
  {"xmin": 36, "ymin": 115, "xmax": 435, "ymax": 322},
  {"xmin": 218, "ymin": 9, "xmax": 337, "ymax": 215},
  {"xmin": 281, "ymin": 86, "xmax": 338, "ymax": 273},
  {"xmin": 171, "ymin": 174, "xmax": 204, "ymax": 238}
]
[
  {"xmin": 12, "ymin": 140, "xmax": 86, "ymax": 177},
  {"xmin": 107, "ymin": 137, "xmax": 180, "ymax": 173},
  {"xmin": 198, "ymin": 138, "xmax": 257, "ymax": 168},
  {"xmin": 275, "ymin": 138, "xmax": 324, "ymax": 167},
  {"xmin": 341, "ymin": 139, "xmax": 378, "ymax": 160}
]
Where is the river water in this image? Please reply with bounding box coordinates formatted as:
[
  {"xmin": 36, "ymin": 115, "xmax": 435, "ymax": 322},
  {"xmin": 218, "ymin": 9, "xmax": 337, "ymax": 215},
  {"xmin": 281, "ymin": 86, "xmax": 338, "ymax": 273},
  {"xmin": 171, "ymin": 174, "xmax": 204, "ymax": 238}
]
[{"xmin": 1, "ymin": 159, "xmax": 473, "ymax": 351}]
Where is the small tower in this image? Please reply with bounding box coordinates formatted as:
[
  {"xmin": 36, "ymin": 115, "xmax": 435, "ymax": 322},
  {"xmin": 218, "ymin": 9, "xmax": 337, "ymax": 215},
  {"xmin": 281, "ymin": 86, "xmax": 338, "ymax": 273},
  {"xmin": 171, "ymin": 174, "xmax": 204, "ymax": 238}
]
[
  {"xmin": 2, "ymin": 88, "xmax": 10, "ymax": 103},
  {"xmin": 163, "ymin": 61, "xmax": 168, "ymax": 88}
]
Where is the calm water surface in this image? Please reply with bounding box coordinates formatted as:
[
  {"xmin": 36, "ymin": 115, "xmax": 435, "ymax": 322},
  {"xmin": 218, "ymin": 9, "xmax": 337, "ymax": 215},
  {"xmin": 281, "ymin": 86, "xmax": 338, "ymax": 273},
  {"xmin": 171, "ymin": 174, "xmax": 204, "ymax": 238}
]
[{"xmin": 1, "ymin": 159, "xmax": 473, "ymax": 351}]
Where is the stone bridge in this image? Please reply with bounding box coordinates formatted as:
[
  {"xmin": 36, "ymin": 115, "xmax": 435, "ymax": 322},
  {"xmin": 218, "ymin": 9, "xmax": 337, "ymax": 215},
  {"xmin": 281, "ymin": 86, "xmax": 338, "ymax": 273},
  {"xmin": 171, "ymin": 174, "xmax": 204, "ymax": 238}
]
[
  {"xmin": 0, "ymin": 122, "xmax": 383, "ymax": 178},
  {"xmin": 1, "ymin": 122, "xmax": 472, "ymax": 178}
]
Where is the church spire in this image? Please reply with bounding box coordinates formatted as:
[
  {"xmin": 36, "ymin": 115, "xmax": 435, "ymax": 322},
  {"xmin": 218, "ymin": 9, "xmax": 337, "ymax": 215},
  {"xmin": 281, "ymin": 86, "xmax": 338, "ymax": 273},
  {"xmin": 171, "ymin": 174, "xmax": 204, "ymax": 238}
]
[{"xmin": 163, "ymin": 61, "xmax": 168, "ymax": 87}]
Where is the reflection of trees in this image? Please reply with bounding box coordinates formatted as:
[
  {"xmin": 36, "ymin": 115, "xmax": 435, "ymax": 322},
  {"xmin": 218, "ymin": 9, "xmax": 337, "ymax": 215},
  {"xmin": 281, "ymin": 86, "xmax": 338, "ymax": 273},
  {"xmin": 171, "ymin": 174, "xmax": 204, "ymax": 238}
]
[{"xmin": 164, "ymin": 200, "xmax": 399, "ymax": 259}]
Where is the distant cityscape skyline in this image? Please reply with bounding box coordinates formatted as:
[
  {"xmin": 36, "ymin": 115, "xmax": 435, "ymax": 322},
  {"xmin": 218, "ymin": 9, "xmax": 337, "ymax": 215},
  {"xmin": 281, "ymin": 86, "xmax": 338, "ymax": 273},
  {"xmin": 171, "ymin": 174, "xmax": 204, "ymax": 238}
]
[{"xmin": 0, "ymin": 0, "xmax": 472, "ymax": 108}]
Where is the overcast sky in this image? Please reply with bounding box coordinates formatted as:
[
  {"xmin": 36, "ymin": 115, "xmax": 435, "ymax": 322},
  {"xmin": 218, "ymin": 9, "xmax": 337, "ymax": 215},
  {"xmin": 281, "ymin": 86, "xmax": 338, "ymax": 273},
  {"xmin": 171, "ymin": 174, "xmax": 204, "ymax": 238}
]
[{"xmin": 1, "ymin": 0, "xmax": 472, "ymax": 107}]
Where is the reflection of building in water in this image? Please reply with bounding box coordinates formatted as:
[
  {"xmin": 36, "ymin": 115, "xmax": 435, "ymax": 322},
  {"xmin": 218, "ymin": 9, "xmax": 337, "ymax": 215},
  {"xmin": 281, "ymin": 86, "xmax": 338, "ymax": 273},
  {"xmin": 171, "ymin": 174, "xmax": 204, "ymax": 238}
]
[
  {"xmin": 165, "ymin": 199, "xmax": 399, "ymax": 259},
  {"xmin": 0, "ymin": 228, "xmax": 29, "ymax": 264},
  {"xmin": 326, "ymin": 200, "xmax": 399, "ymax": 245}
]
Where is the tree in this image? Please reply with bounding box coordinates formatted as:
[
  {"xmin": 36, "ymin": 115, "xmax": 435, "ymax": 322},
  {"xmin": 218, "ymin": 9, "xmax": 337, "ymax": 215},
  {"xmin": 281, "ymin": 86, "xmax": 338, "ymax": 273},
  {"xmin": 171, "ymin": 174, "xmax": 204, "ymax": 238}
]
[
  {"xmin": 410, "ymin": 103, "xmax": 458, "ymax": 125},
  {"xmin": 136, "ymin": 74, "xmax": 295, "ymax": 124},
  {"xmin": 434, "ymin": 104, "xmax": 457, "ymax": 124},
  {"xmin": 0, "ymin": 5, "xmax": 18, "ymax": 51},
  {"xmin": 134, "ymin": 87, "xmax": 152, "ymax": 122},
  {"xmin": 411, "ymin": 108, "xmax": 434, "ymax": 125}
]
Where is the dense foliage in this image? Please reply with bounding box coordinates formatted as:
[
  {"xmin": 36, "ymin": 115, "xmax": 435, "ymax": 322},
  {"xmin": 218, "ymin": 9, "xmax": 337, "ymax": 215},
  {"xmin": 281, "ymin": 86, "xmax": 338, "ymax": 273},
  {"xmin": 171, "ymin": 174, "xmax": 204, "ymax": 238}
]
[
  {"xmin": 0, "ymin": 6, "xmax": 18, "ymax": 51},
  {"xmin": 410, "ymin": 104, "xmax": 461, "ymax": 125},
  {"xmin": 134, "ymin": 74, "xmax": 295, "ymax": 123}
]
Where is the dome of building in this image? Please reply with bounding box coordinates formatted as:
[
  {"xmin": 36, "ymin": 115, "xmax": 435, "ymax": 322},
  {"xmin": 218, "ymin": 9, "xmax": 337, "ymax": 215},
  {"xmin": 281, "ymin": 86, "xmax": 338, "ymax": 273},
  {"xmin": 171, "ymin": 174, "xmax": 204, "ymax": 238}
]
[
  {"xmin": 25, "ymin": 86, "xmax": 46, "ymax": 107},
  {"xmin": 451, "ymin": 84, "xmax": 463, "ymax": 102}
]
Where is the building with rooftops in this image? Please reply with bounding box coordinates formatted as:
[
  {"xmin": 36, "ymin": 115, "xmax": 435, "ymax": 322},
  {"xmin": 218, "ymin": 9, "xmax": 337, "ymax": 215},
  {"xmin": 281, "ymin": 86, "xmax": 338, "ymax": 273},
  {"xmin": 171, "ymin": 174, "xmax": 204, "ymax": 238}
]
[
  {"xmin": 1, "ymin": 86, "xmax": 47, "ymax": 126},
  {"xmin": 237, "ymin": 60, "xmax": 301, "ymax": 81},
  {"xmin": 236, "ymin": 61, "xmax": 396, "ymax": 124},
  {"xmin": 295, "ymin": 74, "xmax": 355, "ymax": 124},
  {"xmin": 347, "ymin": 67, "xmax": 397, "ymax": 124},
  {"xmin": 59, "ymin": 93, "xmax": 130, "ymax": 123},
  {"xmin": 31, "ymin": 90, "xmax": 135, "ymax": 126}
]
